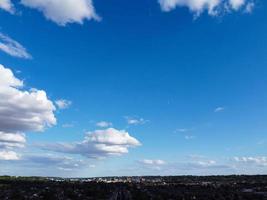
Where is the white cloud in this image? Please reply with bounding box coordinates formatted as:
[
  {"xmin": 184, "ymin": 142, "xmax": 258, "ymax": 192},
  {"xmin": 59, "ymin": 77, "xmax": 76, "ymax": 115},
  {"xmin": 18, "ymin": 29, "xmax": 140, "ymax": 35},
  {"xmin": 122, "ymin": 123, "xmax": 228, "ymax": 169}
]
[
  {"xmin": 229, "ymin": 0, "xmax": 245, "ymax": 10},
  {"xmin": 0, "ymin": 33, "xmax": 32, "ymax": 59},
  {"xmin": 41, "ymin": 128, "xmax": 141, "ymax": 159},
  {"xmin": 0, "ymin": 132, "xmax": 26, "ymax": 149},
  {"xmin": 140, "ymin": 159, "xmax": 166, "ymax": 165},
  {"xmin": 0, "ymin": 0, "xmax": 14, "ymax": 13},
  {"xmin": 234, "ymin": 156, "xmax": 267, "ymax": 167},
  {"xmin": 0, "ymin": 64, "xmax": 56, "ymax": 159},
  {"xmin": 214, "ymin": 106, "xmax": 225, "ymax": 112},
  {"xmin": 20, "ymin": 0, "xmax": 100, "ymax": 26},
  {"xmin": 138, "ymin": 159, "xmax": 167, "ymax": 171},
  {"xmin": 125, "ymin": 116, "xmax": 148, "ymax": 125},
  {"xmin": 0, "ymin": 150, "xmax": 20, "ymax": 160},
  {"xmin": 158, "ymin": 0, "xmax": 255, "ymax": 16},
  {"xmin": 96, "ymin": 121, "xmax": 113, "ymax": 128},
  {"xmin": 196, "ymin": 160, "xmax": 216, "ymax": 167},
  {"xmin": 0, "ymin": 65, "xmax": 56, "ymax": 133},
  {"xmin": 55, "ymin": 99, "xmax": 72, "ymax": 109}
]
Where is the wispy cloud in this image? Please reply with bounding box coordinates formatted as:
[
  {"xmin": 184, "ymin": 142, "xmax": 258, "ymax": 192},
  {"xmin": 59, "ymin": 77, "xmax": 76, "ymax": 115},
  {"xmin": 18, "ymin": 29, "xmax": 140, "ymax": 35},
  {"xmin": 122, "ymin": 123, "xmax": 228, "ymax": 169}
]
[
  {"xmin": 125, "ymin": 116, "xmax": 148, "ymax": 126},
  {"xmin": 233, "ymin": 156, "xmax": 267, "ymax": 167},
  {"xmin": 96, "ymin": 121, "xmax": 113, "ymax": 128},
  {"xmin": 138, "ymin": 159, "xmax": 167, "ymax": 170},
  {"xmin": 55, "ymin": 99, "xmax": 72, "ymax": 110},
  {"xmin": 214, "ymin": 106, "xmax": 225, "ymax": 113},
  {"xmin": 62, "ymin": 123, "xmax": 74, "ymax": 128},
  {"xmin": 184, "ymin": 135, "xmax": 195, "ymax": 140},
  {"xmin": 0, "ymin": 33, "xmax": 32, "ymax": 59}
]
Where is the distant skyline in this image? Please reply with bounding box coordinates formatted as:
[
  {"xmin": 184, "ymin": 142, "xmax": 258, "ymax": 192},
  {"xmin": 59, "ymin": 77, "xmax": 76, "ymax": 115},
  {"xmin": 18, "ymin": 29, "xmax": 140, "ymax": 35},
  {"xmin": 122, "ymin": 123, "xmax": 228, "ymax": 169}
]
[{"xmin": 0, "ymin": 0, "xmax": 267, "ymax": 177}]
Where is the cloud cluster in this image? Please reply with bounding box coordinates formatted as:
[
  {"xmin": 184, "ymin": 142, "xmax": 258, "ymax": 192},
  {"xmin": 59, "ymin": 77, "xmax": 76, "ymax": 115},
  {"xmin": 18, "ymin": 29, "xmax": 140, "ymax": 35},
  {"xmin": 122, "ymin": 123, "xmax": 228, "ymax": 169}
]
[
  {"xmin": 20, "ymin": 0, "xmax": 99, "ymax": 26},
  {"xmin": 0, "ymin": 64, "xmax": 56, "ymax": 160},
  {"xmin": 0, "ymin": 33, "xmax": 31, "ymax": 59},
  {"xmin": 0, "ymin": 0, "xmax": 256, "ymax": 26},
  {"xmin": 42, "ymin": 128, "xmax": 141, "ymax": 159},
  {"xmin": 234, "ymin": 156, "xmax": 267, "ymax": 167},
  {"xmin": 158, "ymin": 0, "xmax": 255, "ymax": 16}
]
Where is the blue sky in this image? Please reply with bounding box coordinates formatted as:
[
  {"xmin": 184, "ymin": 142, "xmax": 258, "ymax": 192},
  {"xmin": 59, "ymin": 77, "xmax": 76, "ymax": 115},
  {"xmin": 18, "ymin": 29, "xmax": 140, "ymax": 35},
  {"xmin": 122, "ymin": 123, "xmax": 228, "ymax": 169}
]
[{"xmin": 0, "ymin": 0, "xmax": 267, "ymax": 177}]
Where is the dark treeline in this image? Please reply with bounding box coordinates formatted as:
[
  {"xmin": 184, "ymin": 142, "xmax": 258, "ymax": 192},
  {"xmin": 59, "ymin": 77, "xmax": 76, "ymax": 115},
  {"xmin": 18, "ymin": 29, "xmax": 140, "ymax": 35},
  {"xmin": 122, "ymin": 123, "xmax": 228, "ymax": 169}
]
[{"xmin": 0, "ymin": 175, "xmax": 267, "ymax": 199}]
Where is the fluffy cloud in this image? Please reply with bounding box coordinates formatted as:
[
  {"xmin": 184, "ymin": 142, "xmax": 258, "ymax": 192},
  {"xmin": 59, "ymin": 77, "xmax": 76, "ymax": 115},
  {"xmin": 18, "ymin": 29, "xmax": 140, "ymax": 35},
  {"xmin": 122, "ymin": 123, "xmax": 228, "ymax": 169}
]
[
  {"xmin": 0, "ymin": 132, "xmax": 26, "ymax": 149},
  {"xmin": 158, "ymin": 0, "xmax": 254, "ymax": 16},
  {"xmin": 0, "ymin": 65, "xmax": 56, "ymax": 133},
  {"xmin": 96, "ymin": 121, "xmax": 113, "ymax": 128},
  {"xmin": 55, "ymin": 99, "xmax": 72, "ymax": 109},
  {"xmin": 229, "ymin": 0, "xmax": 245, "ymax": 10},
  {"xmin": 20, "ymin": 0, "xmax": 99, "ymax": 26},
  {"xmin": 0, "ymin": 64, "xmax": 56, "ymax": 159},
  {"xmin": 0, "ymin": 0, "xmax": 14, "ymax": 13},
  {"xmin": 0, "ymin": 33, "xmax": 32, "ymax": 59},
  {"xmin": 0, "ymin": 150, "xmax": 20, "ymax": 160},
  {"xmin": 42, "ymin": 128, "xmax": 141, "ymax": 159}
]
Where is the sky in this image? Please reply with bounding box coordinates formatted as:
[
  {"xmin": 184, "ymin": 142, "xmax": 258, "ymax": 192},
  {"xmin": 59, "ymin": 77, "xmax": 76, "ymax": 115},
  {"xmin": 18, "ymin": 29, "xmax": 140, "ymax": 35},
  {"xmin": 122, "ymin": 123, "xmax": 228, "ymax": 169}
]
[{"xmin": 0, "ymin": 0, "xmax": 267, "ymax": 177}]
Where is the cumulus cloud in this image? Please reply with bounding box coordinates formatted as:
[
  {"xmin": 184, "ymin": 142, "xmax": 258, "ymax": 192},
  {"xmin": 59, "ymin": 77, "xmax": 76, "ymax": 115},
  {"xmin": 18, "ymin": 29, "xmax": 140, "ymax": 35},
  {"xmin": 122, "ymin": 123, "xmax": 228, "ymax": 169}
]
[
  {"xmin": 41, "ymin": 128, "xmax": 141, "ymax": 159},
  {"xmin": 20, "ymin": 0, "xmax": 100, "ymax": 26},
  {"xmin": 0, "ymin": 33, "xmax": 32, "ymax": 59},
  {"xmin": 96, "ymin": 121, "xmax": 112, "ymax": 128},
  {"xmin": 158, "ymin": 0, "xmax": 255, "ymax": 16},
  {"xmin": 0, "ymin": 132, "xmax": 26, "ymax": 149},
  {"xmin": 0, "ymin": 0, "xmax": 14, "ymax": 13},
  {"xmin": 0, "ymin": 150, "xmax": 20, "ymax": 160},
  {"xmin": 55, "ymin": 99, "xmax": 72, "ymax": 109},
  {"xmin": 0, "ymin": 64, "xmax": 56, "ymax": 159},
  {"xmin": 0, "ymin": 65, "xmax": 56, "ymax": 133}
]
